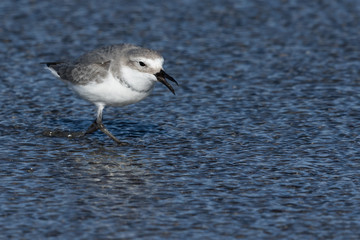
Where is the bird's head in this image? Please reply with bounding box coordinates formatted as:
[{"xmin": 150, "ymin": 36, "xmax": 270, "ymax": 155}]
[{"xmin": 125, "ymin": 47, "xmax": 178, "ymax": 94}]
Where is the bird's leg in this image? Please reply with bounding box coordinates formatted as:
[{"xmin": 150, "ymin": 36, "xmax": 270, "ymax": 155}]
[
  {"xmin": 97, "ymin": 122, "xmax": 123, "ymax": 144},
  {"xmin": 84, "ymin": 105, "xmax": 103, "ymax": 134},
  {"xmin": 84, "ymin": 104, "xmax": 123, "ymax": 144},
  {"xmin": 85, "ymin": 120, "xmax": 99, "ymax": 134}
]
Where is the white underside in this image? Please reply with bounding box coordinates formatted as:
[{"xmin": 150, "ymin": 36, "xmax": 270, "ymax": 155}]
[{"xmin": 70, "ymin": 70, "xmax": 155, "ymax": 107}]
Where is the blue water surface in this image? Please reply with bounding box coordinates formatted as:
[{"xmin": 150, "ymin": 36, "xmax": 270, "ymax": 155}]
[{"xmin": 1, "ymin": 0, "xmax": 360, "ymax": 239}]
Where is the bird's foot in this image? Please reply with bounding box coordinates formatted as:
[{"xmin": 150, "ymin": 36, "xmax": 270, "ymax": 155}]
[{"xmin": 83, "ymin": 121, "xmax": 128, "ymax": 145}]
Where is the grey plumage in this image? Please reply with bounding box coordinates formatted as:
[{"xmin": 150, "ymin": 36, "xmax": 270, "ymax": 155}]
[
  {"xmin": 43, "ymin": 43, "xmax": 177, "ymax": 144},
  {"xmin": 46, "ymin": 44, "xmax": 162, "ymax": 85}
]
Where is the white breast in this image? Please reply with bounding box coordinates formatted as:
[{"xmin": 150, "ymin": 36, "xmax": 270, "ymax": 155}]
[
  {"xmin": 70, "ymin": 71, "xmax": 155, "ymax": 107},
  {"xmin": 121, "ymin": 66, "xmax": 157, "ymax": 91}
]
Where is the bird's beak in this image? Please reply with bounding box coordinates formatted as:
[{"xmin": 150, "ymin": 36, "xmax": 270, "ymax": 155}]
[{"xmin": 155, "ymin": 69, "xmax": 178, "ymax": 95}]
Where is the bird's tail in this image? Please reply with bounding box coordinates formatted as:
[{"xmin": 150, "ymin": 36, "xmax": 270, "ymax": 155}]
[
  {"xmin": 40, "ymin": 62, "xmax": 64, "ymax": 67},
  {"xmin": 40, "ymin": 62, "xmax": 64, "ymax": 78}
]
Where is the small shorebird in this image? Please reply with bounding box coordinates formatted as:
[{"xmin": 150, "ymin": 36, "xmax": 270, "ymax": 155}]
[{"xmin": 44, "ymin": 44, "xmax": 178, "ymax": 143}]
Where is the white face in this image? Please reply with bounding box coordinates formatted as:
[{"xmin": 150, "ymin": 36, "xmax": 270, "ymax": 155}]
[
  {"xmin": 121, "ymin": 57, "xmax": 164, "ymax": 92},
  {"xmin": 122, "ymin": 52, "xmax": 177, "ymax": 95},
  {"xmin": 129, "ymin": 57, "xmax": 164, "ymax": 76}
]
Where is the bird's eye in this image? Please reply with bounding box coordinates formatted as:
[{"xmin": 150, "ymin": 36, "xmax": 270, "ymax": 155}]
[{"xmin": 139, "ymin": 61, "xmax": 146, "ymax": 67}]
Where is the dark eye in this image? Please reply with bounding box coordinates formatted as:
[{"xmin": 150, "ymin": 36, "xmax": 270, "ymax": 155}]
[{"xmin": 139, "ymin": 61, "xmax": 146, "ymax": 67}]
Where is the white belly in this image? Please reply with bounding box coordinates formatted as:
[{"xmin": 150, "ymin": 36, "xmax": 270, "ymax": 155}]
[{"xmin": 70, "ymin": 73, "xmax": 155, "ymax": 107}]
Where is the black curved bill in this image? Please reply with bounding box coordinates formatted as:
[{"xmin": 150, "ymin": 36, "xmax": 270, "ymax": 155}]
[{"xmin": 155, "ymin": 70, "xmax": 178, "ymax": 95}]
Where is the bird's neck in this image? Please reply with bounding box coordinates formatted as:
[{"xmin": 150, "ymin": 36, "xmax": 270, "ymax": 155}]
[{"xmin": 120, "ymin": 66, "xmax": 155, "ymax": 93}]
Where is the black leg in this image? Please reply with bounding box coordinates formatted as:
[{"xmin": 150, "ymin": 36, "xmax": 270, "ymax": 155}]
[
  {"xmin": 83, "ymin": 104, "xmax": 126, "ymax": 145},
  {"xmin": 85, "ymin": 119, "xmax": 99, "ymax": 134},
  {"xmin": 97, "ymin": 122, "xmax": 123, "ymax": 144}
]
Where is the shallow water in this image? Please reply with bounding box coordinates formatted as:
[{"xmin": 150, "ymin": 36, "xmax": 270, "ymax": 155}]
[{"xmin": 1, "ymin": 0, "xmax": 360, "ymax": 239}]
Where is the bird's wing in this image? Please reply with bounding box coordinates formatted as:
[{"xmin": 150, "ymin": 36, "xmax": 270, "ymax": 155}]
[
  {"xmin": 45, "ymin": 44, "xmax": 136, "ymax": 85},
  {"xmin": 45, "ymin": 60, "xmax": 111, "ymax": 85}
]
